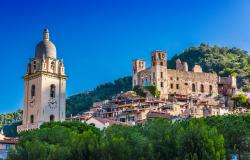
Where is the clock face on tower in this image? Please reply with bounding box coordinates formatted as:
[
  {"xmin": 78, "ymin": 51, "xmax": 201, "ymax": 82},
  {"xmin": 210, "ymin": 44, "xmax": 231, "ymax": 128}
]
[{"xmin": 48, "ymin": 98, "xmax": 57, "ymax": 109}]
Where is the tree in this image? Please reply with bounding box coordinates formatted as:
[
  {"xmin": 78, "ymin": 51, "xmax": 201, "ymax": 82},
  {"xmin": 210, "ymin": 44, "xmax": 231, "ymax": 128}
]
[
  {"xmin": 205, "ymin": 115, "xmax": 250, "ymax": 159},
  {"xmin": 146, "ymin": 85, "xmax": 160, "ymax": 98},
  {"xmin": 178, "ymin": 120, "xmax": 225, "ymax": 160},
  {"xmin": 232, "ymin": 94, "xmax": 247, "ymax": 107},
  {"xmin": 133, "ymin": 85, "xmax": 146, "ymax": 97}
]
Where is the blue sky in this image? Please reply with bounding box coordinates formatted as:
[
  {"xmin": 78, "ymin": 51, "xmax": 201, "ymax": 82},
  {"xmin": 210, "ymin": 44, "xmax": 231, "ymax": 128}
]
[{"xmin": 0, "ymin": 0, "xmax": 250, "ymax": 113}]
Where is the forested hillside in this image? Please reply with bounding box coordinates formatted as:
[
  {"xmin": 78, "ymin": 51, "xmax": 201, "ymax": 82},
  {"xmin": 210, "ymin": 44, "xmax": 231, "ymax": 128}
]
[
  {"xmin": 66, "ymin": 76, "xmax": 132, "ymax": 116},
  {"xmin": 168, "ymin": 43, "xmax": 250, "ymax": 89}
]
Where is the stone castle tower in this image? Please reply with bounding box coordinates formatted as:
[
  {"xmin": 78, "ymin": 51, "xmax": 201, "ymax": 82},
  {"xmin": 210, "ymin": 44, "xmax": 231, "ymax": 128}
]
[
  {"xmin": 18, "ymin": 29, "xmax": 67, "ymax": 132},
  {"xmin": 150, "ymin": 51, "xmax": 168, "ymax": 98}
]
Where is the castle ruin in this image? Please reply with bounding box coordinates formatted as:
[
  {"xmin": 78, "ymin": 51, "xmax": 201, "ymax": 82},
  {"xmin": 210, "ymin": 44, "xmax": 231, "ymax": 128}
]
[{"xmin": 132, "ymin": 50, "xmax": 237, "ymax": 99}]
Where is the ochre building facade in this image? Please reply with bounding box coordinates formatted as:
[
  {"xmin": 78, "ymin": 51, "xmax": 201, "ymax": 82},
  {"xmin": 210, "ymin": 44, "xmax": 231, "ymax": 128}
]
[{"xmin": 132, "ymin": 50, "xmax": 236, "ymax": 99}]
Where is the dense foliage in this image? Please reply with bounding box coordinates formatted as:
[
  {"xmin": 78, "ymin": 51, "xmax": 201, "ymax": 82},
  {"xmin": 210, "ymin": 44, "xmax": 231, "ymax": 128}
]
[
  {"xmin": 168, "ymin": 43, "xmax": 250, "ymax": 89},
  {"xmin": 0, "ymin": 109, "xmax": 22, "ymax": 130},
  {"xmin": 133, "ymin": 85, "xmax": 147, "ymax": 97},
  {"xmin": 66, "ymin": 76, "xmax": 132, "ymax": 116},
  {"xmin": 232, "ymin": 94, "xmax": 250, "ymax": 108},
  {"xmin": 3, "ymin": 121, "xmax": 22, "ymax": 137},
  {"xmin": 8, "ymin": 115, "xmax": 250, "ymax": 160},
  {"xmin": 0, "ymin": 109, "xmax": 23, "ymax": 137}
]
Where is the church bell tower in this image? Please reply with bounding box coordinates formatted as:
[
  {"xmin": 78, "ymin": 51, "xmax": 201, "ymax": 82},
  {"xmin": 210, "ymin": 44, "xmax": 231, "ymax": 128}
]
[{"xmin": 18, "ymin": 29, "xmax": 67, "ymax": 132}]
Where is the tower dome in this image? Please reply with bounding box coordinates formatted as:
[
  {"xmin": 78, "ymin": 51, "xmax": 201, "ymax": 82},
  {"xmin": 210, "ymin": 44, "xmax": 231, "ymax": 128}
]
[{"xmin": 35, "ymin": 28, "xmax": 57, "ymax": 59}]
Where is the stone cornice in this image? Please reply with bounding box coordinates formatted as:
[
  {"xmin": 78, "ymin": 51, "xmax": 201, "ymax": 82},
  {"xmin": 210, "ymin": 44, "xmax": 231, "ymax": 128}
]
[{"xmin": 23, "ymin": 71, "xmax": 68, "ymax": 81}]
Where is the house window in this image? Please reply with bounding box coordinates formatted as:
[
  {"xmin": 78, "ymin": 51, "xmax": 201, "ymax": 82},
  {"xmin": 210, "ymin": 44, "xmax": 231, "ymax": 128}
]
[
  {"xmin": 31, "ymin": 85, "xmax": 35, "ymax": 97},
  {"xmin": 50, "ymin": 84, "xmax": 56, "ymax": 98},
  {"xmin": 30, "ymin": 115, "xmax": 34, "ymax": 124},
  {"xmin": 209, "ymin": 85, "xmax": 213, "ymax": 93},
  {"xmin": 192, "ymin": 84, "xmax": 196, "ymax": 92},
  {"xmin": 161, "ymin": 82, "xmax": 164, "ymax": 87},
  {"xmin": 161, "ymin": 72, "xmax": 163, "ymax": 78},
  {"xmin": 170, "ymin": 84, "xmax": 173, "ymax": 89},
  {"xmin": 201, "ymin": 84, "xmax": 204, "ymax": 93},
  {"xmin": 50, "ymin": 115, "xmax": 55, "ymax": 122},
  {"xmin": 176, "ymin": 84, "xmax": 179, "ymax": 90}
]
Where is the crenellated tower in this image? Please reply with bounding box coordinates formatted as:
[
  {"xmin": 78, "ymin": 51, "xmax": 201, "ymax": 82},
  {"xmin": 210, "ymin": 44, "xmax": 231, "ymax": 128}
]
[
  {"xmin": 150, "ymin": 50, "xmax": 168, "ymax": 98},
  {"xmin": 132, "ymin": 59, "xmax": 146, "ymax": 87}
]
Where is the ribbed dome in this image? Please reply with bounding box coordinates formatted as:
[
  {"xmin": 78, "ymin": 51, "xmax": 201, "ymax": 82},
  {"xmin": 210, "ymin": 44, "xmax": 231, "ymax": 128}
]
[{"xmin": 35, "ymin": 29, "xmax": 57, "ymax": 59}]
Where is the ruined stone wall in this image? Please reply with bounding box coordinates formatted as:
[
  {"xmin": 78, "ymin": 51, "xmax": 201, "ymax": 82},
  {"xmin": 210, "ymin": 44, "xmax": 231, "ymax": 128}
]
[{"xmin": 167, "ymin": 69, "xmax": 218, "ymax": 96}]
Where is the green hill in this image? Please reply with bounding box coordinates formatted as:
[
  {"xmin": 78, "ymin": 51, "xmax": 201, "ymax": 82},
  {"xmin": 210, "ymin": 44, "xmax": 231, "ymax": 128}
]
[
  {"xmin": 66, "ymin": 76, "xmax": 132, "ymax": 116},
  {"xmin": 168, "ymin": 43, "xmax": 250, "ymax": 89}
]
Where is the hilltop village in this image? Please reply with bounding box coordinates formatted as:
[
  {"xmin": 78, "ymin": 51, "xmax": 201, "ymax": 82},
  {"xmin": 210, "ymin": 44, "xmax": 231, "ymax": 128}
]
[{"xmin": 67, "ymin": 51, "xmax": 247, "ymax": 129}]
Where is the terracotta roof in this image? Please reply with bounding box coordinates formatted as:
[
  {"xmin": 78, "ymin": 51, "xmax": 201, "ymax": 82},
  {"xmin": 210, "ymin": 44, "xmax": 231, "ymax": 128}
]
[
  {"xmin": 66, "ymin": 115, "xmax": 88, "ymax": 121},
  {"xmin": 93, "ymin": 117, "xmax": 133, "ymax": 126},
  {"xmin": 0, "ymin": 138, "xmax": 18, "ymax": 144}
]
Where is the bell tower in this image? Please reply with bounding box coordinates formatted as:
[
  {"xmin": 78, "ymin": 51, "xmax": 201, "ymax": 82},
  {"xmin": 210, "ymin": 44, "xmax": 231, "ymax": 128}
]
[{"xmin": 18, "ymin": 29, "xmax": 67, "ymax": 132}]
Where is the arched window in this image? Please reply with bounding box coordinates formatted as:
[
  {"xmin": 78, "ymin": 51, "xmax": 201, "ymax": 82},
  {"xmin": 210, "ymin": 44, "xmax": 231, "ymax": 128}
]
[
  {"xmin": 51, "ymin": 61, "xmax": 55, "ymax": 70},
  {"xmin": 30, "ymin": 115, "xmax": 34, "ymax": 123},
  {"xmin": 209, "ymin": 85, "xmax": 213, "ymax": 93},
  {"xmin": 200, "ymin": 84, "xmax": 204, "ymax": 93},
  {"xmin": 192, "ymin": 84, "xmax": 196, "ymax": 92},
  {"xmin": 50, "ymin": 84, "xmax": 56, "ymax": 98},
  {"xmin": 31, "ymin": 85, "xmax": 35, "ymax": 97},
  {"xmin": 50, "ymin": 115, "xmax": 55, "ymax": 122}
]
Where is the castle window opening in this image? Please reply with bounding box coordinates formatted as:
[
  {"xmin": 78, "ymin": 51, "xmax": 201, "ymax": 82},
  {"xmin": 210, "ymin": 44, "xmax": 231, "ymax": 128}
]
[
  {"xmin": 161, "ymin": 72, "xmax": 163, "ymax": 78},
  {"xmin": 31, "ymin": 85, "xmax": 36, "ymax": 97},
  {"xmin": 161, "ymin": 82, "xmax": 164, "ymax": 87},
  {"xmin": 209, "ymin": 85, "xmax": 213, "ymax": 93},
  {"xmin": 201, "ymin": 84, "xmax": 204, "ymax": 93},
  {"xmin": 33, "ymin": 61, "xmax": 36, "ymax": 70},
  {"xmin": 192, "ymin": 84, "xmax": 196, "ymax": 92},
  {"xmin": 170, "ymin": 84, "xmax": 173, "ymax": 89},
  {"xmin": 177, "ymin": 77, "xmax": 179, "ymax": 81},
  {"xmin": 160, "ymin": 62, "xmax": 163, "ymax": 66},
  {"xmin": 176, "ymin": 84, "xmax": 179, "ymax": 90}
]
